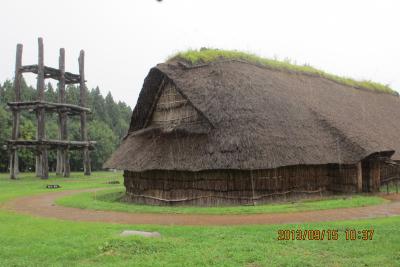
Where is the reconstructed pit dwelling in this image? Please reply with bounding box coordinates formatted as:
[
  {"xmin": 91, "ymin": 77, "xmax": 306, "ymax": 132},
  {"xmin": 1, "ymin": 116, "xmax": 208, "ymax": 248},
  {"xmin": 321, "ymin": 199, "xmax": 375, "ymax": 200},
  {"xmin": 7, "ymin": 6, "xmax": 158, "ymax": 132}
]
[{"xmin": 105, "ymin": 51, "xmax": 400, "ymax": 206}]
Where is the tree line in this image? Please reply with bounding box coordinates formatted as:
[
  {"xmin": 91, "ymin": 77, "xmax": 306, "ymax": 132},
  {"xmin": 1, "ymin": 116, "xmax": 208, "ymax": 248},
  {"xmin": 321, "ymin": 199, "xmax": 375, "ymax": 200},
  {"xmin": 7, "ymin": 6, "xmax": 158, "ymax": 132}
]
[{"xmin": 0, "ymin": 78, "xmax": 132, "ymax": 172}]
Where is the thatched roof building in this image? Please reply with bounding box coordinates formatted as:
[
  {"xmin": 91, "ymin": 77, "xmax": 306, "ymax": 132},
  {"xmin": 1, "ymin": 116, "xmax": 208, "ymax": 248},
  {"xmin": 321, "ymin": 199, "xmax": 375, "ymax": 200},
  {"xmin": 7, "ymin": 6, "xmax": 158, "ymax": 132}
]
[{"xmin": 105, "ymin": 51, "xmax": 400, "ymax": 205}]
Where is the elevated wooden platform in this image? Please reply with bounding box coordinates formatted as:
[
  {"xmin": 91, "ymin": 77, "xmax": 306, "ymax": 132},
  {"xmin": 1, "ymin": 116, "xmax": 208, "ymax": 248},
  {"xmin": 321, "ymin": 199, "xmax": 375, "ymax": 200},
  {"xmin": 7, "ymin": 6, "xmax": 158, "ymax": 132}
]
[{"xmin": 8, "ymin": 38, "xmax": 94, "ymax": 179}]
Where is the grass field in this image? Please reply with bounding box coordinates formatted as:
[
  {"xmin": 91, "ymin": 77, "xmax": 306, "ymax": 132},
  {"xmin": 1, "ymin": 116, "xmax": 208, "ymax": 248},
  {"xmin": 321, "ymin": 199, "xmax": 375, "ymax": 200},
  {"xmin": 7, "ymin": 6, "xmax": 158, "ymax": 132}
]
[
  {"xmin": 56, "ymin": 187, "xmax": 387, "ymax": 215},
  {"xmin": 0, "ymin": 172, "xmax": 399, "ymax": 266}
]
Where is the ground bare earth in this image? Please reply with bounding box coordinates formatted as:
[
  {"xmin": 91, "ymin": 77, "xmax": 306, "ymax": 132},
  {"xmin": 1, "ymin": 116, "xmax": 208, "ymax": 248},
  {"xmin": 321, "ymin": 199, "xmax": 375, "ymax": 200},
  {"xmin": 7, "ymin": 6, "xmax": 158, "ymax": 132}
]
[{"xmin": 4, "ymin": 188, "xmax": 400, "ymax": 225}]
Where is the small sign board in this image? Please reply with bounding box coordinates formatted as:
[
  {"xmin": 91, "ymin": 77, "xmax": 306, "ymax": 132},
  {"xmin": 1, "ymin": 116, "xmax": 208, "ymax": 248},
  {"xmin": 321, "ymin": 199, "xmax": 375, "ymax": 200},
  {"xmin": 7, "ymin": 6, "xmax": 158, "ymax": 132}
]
[
  {"xmin": 46, "ymin": 184, "xmax": 61, "ymax": 189},
  {"xmin": 106, "ymin": 180, "xmax": 120, "ymax": 184}
]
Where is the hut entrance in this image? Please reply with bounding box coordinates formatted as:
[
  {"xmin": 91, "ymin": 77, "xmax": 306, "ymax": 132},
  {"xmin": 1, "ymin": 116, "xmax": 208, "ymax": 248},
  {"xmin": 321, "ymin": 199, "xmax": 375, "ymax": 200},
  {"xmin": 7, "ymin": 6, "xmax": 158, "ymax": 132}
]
[
  {"xmin": 361, "ymin": 161, "xmax": 371, "ymax": 192},
  {"xmin": 361, "ymin": 160, "xmax": 381, "ymax": 192}
]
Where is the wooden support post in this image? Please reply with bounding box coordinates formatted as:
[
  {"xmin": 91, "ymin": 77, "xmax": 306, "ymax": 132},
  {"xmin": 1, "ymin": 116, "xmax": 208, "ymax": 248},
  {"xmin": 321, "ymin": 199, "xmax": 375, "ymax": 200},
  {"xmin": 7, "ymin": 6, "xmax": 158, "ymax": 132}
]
[
  {"xmin": 56, "ymin": 48, "xmax": 65, "ymax": 176},
  {"xmin": 10, "ymin": 44, "xmax": 23, "ymax": 179},
  {"xmin": 56, "ymin": 148, "xmax": 63, "ymax": 175},
  {"xmin": 356, "ymin": 162, "xmax": 362, "ymax": 193},
  {"xmin": 79, "ymin": 50, "xmax": 91, "ymax": 175},
  {"xmin": 35, "ymin": 114, "xmax": 42, "ymax": 177},
  {"xmin": 59, "ymin": 48, "xmax": 70, "ymax": 177},
  {"xmin": 56, "ymin": 109, "xmax": 63, "ymax": 175},
  {"xmin": 36, "ymin": 37, "xmax": 48, "ymax": 179},
  {"xmin": 56, "ymin": 113, "xmax": 63, "ymax": 175},
  {"xmin": 36, "ymin": 152, "xmax": 42, "ymax": 177}
]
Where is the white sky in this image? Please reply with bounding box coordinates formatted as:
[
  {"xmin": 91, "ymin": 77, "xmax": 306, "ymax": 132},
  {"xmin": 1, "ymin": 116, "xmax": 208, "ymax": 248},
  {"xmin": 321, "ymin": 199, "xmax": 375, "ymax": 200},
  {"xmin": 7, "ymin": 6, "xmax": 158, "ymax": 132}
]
[{"xmin": 1, "ymin": 0, "xmax": 399, "ymax": 107}]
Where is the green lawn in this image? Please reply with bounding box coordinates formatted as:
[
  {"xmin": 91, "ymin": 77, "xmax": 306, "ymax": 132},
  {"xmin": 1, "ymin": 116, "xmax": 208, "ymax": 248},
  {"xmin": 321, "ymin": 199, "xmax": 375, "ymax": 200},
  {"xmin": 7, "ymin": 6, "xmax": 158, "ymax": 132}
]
[
  {"xmin": 0, "ymin": 171, "xmax": 123, "ymax": 204},
  {"xmin": 0, "ymin": 172, "xmax": 399, "ymax": 266},
  {"xmin": 56, "ymin": 187, "xmax": 387, "ymax": 215}
]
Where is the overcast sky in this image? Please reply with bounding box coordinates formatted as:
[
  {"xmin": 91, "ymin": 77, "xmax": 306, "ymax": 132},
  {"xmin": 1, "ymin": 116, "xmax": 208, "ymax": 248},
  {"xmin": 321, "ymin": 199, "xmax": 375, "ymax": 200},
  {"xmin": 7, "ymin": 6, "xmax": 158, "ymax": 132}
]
[{"xmin": 1, "ymin": 0, "xmax": 399, "ymax": 107}]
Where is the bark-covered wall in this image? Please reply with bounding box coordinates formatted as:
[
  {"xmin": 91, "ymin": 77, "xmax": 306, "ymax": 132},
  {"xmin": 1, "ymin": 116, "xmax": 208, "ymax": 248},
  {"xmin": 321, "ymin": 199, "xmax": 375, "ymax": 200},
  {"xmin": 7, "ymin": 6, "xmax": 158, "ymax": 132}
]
[
  {"xmin": 124, "ymin": 163, "xmax": 366, "ymax": 206},
  {"xmin": 326, "ymin": 164, "xmax": 358, "ymax": 193}
]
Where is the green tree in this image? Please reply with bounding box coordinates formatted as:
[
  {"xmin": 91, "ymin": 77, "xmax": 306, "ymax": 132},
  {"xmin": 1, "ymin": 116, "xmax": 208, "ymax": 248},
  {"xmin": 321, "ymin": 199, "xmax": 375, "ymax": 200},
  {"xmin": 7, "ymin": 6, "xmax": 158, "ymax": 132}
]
[
  {"xmin": 88, "ymin": 121, "xmax": 118, "ymax": 170},
  {"xmin": 0, "ymin": 105, "xmax": 11, "ymax": 171}
]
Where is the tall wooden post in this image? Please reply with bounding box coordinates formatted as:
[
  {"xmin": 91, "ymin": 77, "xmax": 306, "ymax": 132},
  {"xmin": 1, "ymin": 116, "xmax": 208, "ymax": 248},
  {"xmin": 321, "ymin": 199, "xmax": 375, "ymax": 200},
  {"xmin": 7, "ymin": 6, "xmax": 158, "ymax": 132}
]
[
  {"xmin": 36, "ymin": 37, "xmax": 49, "ymax": 179},
  {"xmin": 79, "ymin": 50, "xmax": 91, "ymax": 175},
  {"xmin": 58, "ymin": 48, "xmax": 70, "ymax": 177},
  {"xmin": 56, "ymin": 48, "xmax": 64, "ymax": 176},
  {"xmin": 10, "ymin": 44, "xmax": 23, "ymax": 179},
  {"xmin": 35, "ymin": 119, "xmax": 42, "ymax": 177},
  {"xmin": 56, "ymin": 136, "xmax": 63, "ymax": 175}
]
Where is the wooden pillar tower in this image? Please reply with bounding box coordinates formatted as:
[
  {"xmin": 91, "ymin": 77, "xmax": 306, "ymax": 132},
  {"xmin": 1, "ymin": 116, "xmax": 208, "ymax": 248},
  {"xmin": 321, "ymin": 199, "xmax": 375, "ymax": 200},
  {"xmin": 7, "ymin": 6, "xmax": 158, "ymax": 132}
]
[{"xmin": 7, "ymin": 38, "xmax": 95, "ymax": 179}]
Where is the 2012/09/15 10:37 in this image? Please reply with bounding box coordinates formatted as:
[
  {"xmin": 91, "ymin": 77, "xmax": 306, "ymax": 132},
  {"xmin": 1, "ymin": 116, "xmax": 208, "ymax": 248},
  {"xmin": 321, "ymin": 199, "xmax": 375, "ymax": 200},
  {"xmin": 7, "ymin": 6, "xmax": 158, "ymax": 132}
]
[{"xmin": 277, "ymin": 229, "xmax": 374, "ymax": 241}]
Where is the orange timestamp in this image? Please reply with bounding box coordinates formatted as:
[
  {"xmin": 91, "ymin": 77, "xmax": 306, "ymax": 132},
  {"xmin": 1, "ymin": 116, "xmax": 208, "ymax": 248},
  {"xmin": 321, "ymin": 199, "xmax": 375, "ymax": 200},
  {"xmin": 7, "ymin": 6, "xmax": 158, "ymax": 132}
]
[{"xmin": 277, "ymin": 229, "xmax": 374, "ymax": 241}]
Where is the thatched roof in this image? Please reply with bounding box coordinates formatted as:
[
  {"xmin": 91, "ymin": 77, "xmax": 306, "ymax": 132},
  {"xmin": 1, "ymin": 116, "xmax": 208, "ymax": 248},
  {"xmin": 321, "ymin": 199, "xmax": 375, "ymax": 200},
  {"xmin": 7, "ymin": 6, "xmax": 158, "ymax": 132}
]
[{"xmin": 104, "ymin": 59, "xmax": 400, "ymax": 171}]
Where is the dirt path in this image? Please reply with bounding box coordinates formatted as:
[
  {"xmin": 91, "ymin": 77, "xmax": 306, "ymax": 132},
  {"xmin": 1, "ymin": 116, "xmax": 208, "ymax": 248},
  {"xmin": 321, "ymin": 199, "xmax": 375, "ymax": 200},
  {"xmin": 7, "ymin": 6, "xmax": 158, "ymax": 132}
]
[{"xmin": 3, "ymin": 189, "xmax": 400, "ymax": 225}]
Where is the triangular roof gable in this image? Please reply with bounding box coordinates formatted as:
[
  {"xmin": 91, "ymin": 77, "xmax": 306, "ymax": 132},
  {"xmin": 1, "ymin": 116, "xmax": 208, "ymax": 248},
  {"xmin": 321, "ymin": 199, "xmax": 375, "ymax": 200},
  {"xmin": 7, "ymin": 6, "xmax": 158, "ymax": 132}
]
[{"xmin": 129, "ymin": 68, "xmax": 212, "ymax": 134}]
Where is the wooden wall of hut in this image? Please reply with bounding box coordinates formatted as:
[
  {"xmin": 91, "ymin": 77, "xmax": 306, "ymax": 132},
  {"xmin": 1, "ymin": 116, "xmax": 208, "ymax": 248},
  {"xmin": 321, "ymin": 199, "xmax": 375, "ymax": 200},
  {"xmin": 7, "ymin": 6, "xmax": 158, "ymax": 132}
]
[
  {"xmin": 326, "ymin": 164, "xmax": 358, "ymax": 193},
  {"xmin": 380, "ymin": 162, "xmax": 400, "ymax": 181},
  {"xmin": 124, "ymin": 163, "xmax": 364, "ymax": 206}
]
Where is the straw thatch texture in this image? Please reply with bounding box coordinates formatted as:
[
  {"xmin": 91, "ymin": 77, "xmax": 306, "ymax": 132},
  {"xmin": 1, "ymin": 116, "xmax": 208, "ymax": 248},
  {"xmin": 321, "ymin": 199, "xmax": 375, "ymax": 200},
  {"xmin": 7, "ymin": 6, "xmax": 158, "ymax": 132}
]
[{"xmin": 105, "ymin": 60, "xmax": 400, "ymax": 172}]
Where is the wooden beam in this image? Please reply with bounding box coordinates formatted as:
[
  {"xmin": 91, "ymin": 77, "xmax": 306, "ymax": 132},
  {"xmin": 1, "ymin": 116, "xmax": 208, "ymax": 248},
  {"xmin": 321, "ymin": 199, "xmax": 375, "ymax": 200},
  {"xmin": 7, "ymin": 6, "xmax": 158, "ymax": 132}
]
[
  {"xmin": 79, "ymin": 50, "xmax": 91, "ymax": 176},
  {"xmin": 10, "ymin": 43, "xmax": 23, "ymax": 179},
  {"xmin": 7, "ymin": 101, "xmax": 91, "ymax": 113},
  {"xmin": 8, "ymin": 139, "xmax": 96, "ymax": 149},
  {"xmin": 20, "ymin": 65, "xmax": 81, "ymax": 84}
]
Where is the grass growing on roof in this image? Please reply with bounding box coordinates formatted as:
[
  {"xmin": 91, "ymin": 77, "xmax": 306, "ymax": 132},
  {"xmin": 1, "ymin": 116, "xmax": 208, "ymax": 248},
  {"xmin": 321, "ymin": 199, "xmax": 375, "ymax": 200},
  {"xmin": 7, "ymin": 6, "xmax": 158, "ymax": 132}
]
[{"xmin": 169, "ymin": 48, "xmax": 398, "ymax": 95}]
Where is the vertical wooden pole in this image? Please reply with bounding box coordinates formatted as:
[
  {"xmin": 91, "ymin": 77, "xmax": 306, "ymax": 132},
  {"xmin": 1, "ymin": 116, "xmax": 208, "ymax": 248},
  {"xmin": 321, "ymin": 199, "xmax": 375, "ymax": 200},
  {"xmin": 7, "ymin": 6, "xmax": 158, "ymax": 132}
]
[
  {"xmin": 59, "ymin": 48, "xmax": 70, "ymax": 177},
  {"xmin": 56, "ymin": 112, "xmax": 63, "ymax": 175},
  {"xmin": 356, "ymin": 162, "xmax": 362, "ymax": 193},
  {"xmin": 79, "ymin": 50, "xmax": 91, "ymax": 175},
  {"xmin": 56, "ymin": 48, "xmax": 64, "ymax": 176},
  {"xmin": 10, "ymin": 44, "xmax": 23, "ymax": 179},
  {"xmin": 36, "ymin": 37, "xmax": 48, "ymax": 179},
  {"xmin": 56, "ymin": 134, "xmax": 63, "ymax": 175},
  {"xmin": 35, "ymin": 121, "xmax": 42, "ymax": 177}
]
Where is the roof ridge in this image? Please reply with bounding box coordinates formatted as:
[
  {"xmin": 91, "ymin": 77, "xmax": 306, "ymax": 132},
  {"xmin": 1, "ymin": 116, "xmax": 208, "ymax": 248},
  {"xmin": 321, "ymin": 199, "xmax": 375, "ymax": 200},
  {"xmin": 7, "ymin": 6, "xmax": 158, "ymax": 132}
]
[
  {"xmin": 169, "ymin": 49, "xmax": 398, "ymax": 96},
  {"xmin": 174, "ymin": 59, "xmax": 398, "ymax": 97}
]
